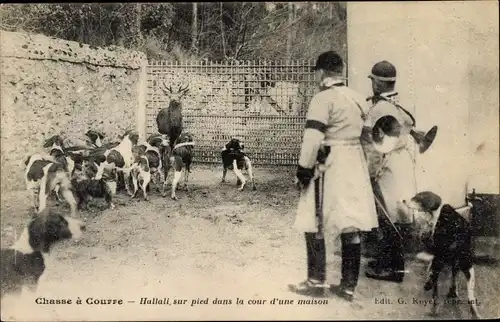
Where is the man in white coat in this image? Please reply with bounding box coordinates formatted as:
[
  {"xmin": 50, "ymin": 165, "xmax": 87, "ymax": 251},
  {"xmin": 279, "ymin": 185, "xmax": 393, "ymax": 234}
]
[
  {"xmin": 361, "ymin": 60, "xmax": 417, "ymax": 283},
  {"xmin": 290, "ymin": 51, "xmax": 378, "ymax": 301}
]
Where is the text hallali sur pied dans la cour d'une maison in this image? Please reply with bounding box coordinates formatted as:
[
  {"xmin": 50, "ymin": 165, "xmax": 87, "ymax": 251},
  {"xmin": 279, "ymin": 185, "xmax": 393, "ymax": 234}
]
[{"xmin": 34, "ymin": 297, "xmax": 329, "ymax": 307}]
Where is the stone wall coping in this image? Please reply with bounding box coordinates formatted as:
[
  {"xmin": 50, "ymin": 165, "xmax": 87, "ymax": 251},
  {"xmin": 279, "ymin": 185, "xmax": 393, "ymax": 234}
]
[{"xmin": 0, "ymin": 30, "xmax": 147, "ymax": 69}]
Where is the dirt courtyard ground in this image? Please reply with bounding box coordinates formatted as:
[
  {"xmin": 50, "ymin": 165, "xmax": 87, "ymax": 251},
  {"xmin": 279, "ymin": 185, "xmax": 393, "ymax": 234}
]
[{"xmin": 1, "ymin": 166, "xmax": 499, "ymax": 321}]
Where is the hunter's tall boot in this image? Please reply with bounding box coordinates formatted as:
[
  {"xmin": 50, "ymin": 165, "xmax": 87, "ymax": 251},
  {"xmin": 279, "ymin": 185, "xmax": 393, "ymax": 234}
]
[
  {"xmin": 366, "ymin": 180, "xmax": 405, "ymax": 283},
  {"xmin": 288, "ymin": 232, "xmax": 327, "ymax": 296},
  {"xmin": 331, "ymin": 234, "xmax": 361, "ymax": 302},
  {"xmin": 308, "ymin": 232, "xmax": 326, "ymax": 282}
]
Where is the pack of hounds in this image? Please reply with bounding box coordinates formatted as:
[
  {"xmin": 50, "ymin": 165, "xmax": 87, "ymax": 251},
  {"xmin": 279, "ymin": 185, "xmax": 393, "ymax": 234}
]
[
  {"xmin": 1, "ymin": 129, "xmax": 256, "ymax": 300},
  {"xmin": 23, "ymin": 130, "xmax": 257, "ymax": 217},
  {"xmin": 2, "ymin": 131, "xmax": 482, "ymax": 319}
]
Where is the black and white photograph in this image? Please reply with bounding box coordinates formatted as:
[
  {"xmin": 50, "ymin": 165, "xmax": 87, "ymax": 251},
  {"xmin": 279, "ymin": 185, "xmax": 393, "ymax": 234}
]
[{"xmin": 0, "ymin": 1, "xmax": 499, "ymax": 320}]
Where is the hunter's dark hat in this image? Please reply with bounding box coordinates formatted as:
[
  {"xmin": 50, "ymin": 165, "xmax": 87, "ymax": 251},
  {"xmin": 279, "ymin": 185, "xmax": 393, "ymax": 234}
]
[
  {"xmin": 368, "ymin": 60, "xmax": 397, "ymax": 81},
  {"xmin": 312, "ymin": 51, "xmax": 344, "ymax": 72}
]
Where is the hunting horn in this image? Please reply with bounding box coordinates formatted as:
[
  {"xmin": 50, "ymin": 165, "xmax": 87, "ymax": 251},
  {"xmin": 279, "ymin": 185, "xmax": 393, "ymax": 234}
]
[{"xmin": 370, "ymin": 98, "xmax": 438, "ymax": 154}]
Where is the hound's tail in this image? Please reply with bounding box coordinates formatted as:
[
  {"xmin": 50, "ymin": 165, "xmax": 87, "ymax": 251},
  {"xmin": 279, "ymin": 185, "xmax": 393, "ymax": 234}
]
[{"xmin": 52, "ymin": 170, "xmax": 78, "ymax": 216}]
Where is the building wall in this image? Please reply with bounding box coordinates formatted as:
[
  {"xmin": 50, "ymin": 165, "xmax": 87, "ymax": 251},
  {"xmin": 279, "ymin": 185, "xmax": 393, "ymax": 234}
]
[
  {"xmin": 0, "ymin": 31, "xmax": 147, "ymax": 191},
  {"xmin": 347, "ymin": 1, "xmax": 499, "ymax": 206}
]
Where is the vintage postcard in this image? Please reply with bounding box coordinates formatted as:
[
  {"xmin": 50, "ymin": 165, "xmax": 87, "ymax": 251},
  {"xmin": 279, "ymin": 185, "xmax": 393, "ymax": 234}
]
[{"xmin": 1, "ymin": 1, "xmax": 499, "ymax": 320}]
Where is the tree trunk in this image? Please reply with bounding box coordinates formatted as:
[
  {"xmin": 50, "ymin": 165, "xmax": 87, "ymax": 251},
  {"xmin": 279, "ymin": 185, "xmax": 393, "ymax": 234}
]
[
  {"xmin": 286, "ymin": 2, "xmax": 293, "ymax": 60},
  {"xmin": 220, "ymin": 2, "xmax": 226, "ymax": 58},
  {"xmin": 191, "ymin": 2, "xmax": 198, "ymax": 54},
  {"xmin": 135, "ymin": 3, "xmax": 143, "ymax": 46}
]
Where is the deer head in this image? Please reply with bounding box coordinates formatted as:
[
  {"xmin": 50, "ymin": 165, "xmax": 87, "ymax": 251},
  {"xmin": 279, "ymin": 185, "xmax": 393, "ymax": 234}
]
[{"xmin": 160, "ymin": 81, "xmax": 190, "ymax": 103}]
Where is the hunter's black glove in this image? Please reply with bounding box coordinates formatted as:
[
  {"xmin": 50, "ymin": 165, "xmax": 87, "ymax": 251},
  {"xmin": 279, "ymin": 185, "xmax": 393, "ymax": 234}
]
[
  {"xmin": 316, "ymin": 146, "xmax": 331, "ymax": 164},
  {"xmin": 296, "ymin": 165, "xmax": 315, "ymax": 188}
]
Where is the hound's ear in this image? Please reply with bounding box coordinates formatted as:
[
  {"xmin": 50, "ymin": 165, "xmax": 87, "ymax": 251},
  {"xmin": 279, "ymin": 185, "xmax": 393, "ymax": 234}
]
[
  {"xmin": 28, "ymin": 215, "xmax": 45, "ymax": 251},
  {"xmin": 29, "ymin": 210, "xmax": 38, "ymax": 220},
  {"xmin": 43, "ymin": 137, "xmax": 54, "ymax": 148},
  {"xmin": 241, "ymin": 144, "xmax": 245, "ymax": 150},
  {"xmin": 24, "ymin": 155, "xmax": 32, "ymax": 166},
  {"xmin": 134, "ymin": 154, "xmax": 143, "ymax": 163},
  {"xmin": 96, "ymin": 155, "xmax": 106, "ymax": 164},
  {"xmin": 56, "ymin": 135, "xmax": 65, "ymax": 147},
  {"xmin": 136, "ymin": 145, "xmax": 147, "ymax": 155},
  {"xmin": 130, "ymin": 133, "xmax": 139, "ymax": 145},
  {"xmin": 151, "ymin": 137, "xmax": 162, "ymax": 147}
]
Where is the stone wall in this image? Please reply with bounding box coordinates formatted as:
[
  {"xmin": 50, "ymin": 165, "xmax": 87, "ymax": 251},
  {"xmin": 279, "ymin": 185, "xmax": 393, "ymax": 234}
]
[{"xmin": 0, "ymin": 30, "xmax": 147, "ymax": 191}]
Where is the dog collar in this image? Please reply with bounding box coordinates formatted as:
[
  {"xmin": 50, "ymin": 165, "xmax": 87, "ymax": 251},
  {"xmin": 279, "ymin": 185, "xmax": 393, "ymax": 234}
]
[{"xmin": 50, "ymin": 147, "xmax": 65, "ymax": 155}]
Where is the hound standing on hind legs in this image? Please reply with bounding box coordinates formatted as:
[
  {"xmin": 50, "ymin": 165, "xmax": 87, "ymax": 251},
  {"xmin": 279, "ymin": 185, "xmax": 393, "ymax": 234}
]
[
  {"xmin": 130, "ymin": 155, "xmax": 152, "ymax": 201},
  {"xmin": 133, "ymin": 133, "xmax": 170, "ymax": 194},
  {"xmin": 167, "ymin": 132, "xmax": 195, "ymax": 200},
  {"xmin": 43, "ymin": 135, "xmax": 76, "ymax": 202},
  {"xmin": 24, "ymin": 154, "xmax": 78, "ymax": 218},
  {"xmin": 93, "ymin": 130, "xmax": 139, "ymax": 197},
  {"xmin": 221, "ymin": 138, "xmax": 256, "ymax": 191}
]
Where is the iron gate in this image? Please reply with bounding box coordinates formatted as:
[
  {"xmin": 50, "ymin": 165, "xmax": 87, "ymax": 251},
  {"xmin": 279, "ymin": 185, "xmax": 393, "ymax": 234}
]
[{"xmin": 145, "ymin": 60, "xmax": 316, "ymax": 166}]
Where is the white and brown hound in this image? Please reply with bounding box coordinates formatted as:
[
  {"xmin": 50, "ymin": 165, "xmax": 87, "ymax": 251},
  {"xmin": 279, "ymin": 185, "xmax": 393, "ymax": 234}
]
[
  {"xmin": 132, "ymin": 133, "xmax": 170, "ymax": 195},
  {"xmin": 130, "ymin": 154, "xmax": 152, "ymax": 201},
  {"xmin": 167, "ymin": 132, "xmax": 195, "ymax": 200},
  {"xmin": 43, "ymin": 135, "xmax": 76, "ymax": 201},
  {"xmin": 221, "ymin": 138, "xmax": 256, "ymax": 191},
  {"xmin": 24, "ymin": 154, "xmax": 78, "ymax": 217},
  {"xmin": 1, "ymin": 211, "xmax": 85, "ymax": 299},
  {"xmin": 85, "ymin": 130, "xmax": 105, "ymax": 148},
  {"xmin": 405, "ymin": 191, "xmax": 481, "ymax": 319},
  {"xmin": 72, "ymin": 161, "xmax": 117, "ymax": 210},
  {"xmin": 92, "ymin": 130, "xmax": 139, "ymax": 196}
]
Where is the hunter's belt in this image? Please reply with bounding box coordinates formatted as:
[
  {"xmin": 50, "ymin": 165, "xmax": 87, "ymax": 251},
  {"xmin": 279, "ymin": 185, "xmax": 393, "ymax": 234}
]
[
  {"xmin": 322, "ymin": 137, "xmax": 361, "ymax": 147},
  {"xmin": 317, "ymin": 138, "xmax": 360, "ymax": 163}
]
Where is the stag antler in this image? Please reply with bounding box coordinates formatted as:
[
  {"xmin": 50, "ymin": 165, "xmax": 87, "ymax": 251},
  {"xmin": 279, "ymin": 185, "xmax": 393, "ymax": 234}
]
[
  {"xmin": 179, "ymin": 84, "xmax": 189, "ymax": 93},
  {"xmin": 178, "ymin": 83, "xmax": 190, "ymax": 98},
  {"xmin": 160, "ymin": 81, "xmax": 173, "ymax": 95}
]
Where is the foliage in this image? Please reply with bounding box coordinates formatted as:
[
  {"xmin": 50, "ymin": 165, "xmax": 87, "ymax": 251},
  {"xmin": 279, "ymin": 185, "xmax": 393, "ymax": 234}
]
[{"xmin": 0, "ymin": 2, "xmax": 347, "ymax": 61}]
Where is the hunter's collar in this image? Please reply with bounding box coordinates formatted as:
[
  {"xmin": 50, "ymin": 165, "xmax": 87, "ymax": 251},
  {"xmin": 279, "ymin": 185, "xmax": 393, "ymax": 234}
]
[
  {"xmin": 381, "ymin": 91, "xmax": 398, "ymax": 98},
  {"xmin": 367, "ymin": 91, "xmax": 399, "ymax": 104},
  {"xmin": 320, "ymin": 77, "xmax": 345, "ymax": 89}
]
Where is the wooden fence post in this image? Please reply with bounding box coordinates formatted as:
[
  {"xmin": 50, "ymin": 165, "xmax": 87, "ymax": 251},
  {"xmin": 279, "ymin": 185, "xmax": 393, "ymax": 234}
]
[{"xmin": 137, "ymin": 57, "xmax": 147, "ymax": 142}]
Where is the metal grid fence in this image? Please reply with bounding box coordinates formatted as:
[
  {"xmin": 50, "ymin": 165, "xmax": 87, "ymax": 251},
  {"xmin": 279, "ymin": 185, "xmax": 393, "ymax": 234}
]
[{"xmin": 145, "ymin": 60, "xmax": 316, "ymax": 166}]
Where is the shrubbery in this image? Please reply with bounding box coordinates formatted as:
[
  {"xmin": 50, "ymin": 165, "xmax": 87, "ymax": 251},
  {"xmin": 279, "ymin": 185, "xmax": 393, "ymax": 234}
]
[{"xmin": 0, "ymin": 3, "xmax": 346, "ymax": 62}]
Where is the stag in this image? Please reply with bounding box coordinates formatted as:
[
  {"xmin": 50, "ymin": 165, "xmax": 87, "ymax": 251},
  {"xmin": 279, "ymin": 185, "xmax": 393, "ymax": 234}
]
[{"xmin": 156, "ymin": 82, "xmax": 190, "ymax": 151}]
